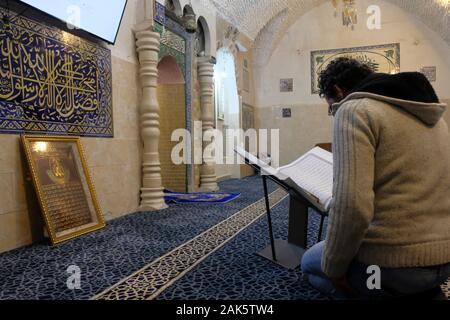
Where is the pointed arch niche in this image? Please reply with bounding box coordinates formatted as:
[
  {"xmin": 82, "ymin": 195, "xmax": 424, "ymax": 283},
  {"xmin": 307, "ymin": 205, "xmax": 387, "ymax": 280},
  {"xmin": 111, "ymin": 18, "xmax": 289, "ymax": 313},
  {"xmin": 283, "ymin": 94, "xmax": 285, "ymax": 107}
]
[
  {"xmin": 196, "ymin": 16, "xmax": 212, "ymax": 57},
  {"xmin": 157, "ymin": 56, "xmax": 187, "ymax": 192},
  {"xmin": 153, "ymin": 3, "xmax": 194, "ymax": 192}
]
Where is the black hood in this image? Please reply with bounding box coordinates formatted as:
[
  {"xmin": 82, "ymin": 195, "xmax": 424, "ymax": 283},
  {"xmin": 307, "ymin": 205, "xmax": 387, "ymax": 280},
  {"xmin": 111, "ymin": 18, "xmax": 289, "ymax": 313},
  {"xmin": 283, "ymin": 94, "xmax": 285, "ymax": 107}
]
[
  {"xmin": 331, "ymin": 72, "xmax": 447, "ymax": 126},
  {"xmin": 350, "ymin": 72, "xmax": 440, "ymax": 104}
]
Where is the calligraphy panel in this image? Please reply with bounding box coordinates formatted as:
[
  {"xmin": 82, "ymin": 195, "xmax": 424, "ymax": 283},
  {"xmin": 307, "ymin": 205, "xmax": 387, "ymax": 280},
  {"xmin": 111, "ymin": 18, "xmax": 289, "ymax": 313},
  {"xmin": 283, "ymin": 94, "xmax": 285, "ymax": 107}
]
[
  {"xmin": 311, "ymin": 43, "xmax": 400, "ymax": 94},
  {"xmin": 0, "ymin": 7, "xmax": 113, "ymax": 137},
  {"xmin": 21, "ymin": 135, "xmax": 105, "ymax": 244},
  {"xmin": 154, "ymin": 22, "xmax": 186, "ymax": 75}
]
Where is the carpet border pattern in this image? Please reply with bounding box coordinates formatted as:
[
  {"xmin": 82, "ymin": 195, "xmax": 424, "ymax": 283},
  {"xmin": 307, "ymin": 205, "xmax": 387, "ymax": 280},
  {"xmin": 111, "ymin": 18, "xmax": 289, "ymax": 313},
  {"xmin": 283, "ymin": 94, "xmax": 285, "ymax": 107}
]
[{"xmin": 93, "ymin": 189, "xmax": 288, "ymax": 300}]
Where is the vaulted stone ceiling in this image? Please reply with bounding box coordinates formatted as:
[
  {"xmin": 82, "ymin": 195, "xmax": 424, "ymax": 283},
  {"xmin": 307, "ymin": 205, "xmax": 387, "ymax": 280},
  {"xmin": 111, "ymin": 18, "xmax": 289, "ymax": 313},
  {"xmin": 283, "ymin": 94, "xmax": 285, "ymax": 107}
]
[
  {"xmin": 203, "ymin": 0, "xmax": 450, "ymax": 65},
  {"xmin": 206, "ymin": 0, "xmax": 450, "ymax": 41}
]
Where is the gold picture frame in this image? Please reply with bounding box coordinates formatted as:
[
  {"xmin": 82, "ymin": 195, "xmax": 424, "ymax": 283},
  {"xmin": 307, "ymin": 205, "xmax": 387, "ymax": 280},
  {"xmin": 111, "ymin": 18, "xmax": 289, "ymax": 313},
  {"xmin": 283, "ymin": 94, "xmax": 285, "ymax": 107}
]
[{"xmin": 21, "ymin": 135, "xmax": 105, "ymax": 245}]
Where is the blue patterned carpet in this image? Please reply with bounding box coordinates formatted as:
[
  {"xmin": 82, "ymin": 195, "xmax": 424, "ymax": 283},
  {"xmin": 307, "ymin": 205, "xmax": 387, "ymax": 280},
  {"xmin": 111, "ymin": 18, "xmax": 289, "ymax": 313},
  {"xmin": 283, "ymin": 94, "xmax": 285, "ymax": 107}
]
[
  {"xmin": 157, "ymin": 198, "xmax": 327, "ymax": 300},
  {"xmin": 0, "ymin": 175, "xmax": 328, "ymax": 300}
]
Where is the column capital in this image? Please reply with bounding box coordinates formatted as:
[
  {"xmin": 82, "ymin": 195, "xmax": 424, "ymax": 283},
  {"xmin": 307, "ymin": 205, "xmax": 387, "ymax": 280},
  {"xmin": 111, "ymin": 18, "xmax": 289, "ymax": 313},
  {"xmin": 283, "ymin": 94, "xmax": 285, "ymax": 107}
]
[{"xmin": 135, "ymin": 30, "xmax": 161, "ymax": 53}]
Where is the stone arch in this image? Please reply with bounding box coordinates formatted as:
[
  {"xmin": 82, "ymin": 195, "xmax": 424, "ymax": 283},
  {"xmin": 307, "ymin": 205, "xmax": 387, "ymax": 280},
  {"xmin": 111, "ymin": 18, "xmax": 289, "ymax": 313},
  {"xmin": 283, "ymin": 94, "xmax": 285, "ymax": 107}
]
[
  {"xmin": 197, "ymin": 16, "xmax": 212, "ymax": 57},
  {"xmin": 158, "ymin": 55, "xmax": 185, "ymax": 85},
  {"xmin": 253, "ymin": 9, "xmax": 289, "ymax": 68}
]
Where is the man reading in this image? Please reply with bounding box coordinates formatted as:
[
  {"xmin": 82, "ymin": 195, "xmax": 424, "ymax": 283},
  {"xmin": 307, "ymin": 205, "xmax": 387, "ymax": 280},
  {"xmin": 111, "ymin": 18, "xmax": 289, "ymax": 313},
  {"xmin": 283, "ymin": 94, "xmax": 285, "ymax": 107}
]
[{"xmin": 301, "ymin": 57, "xmax": 450, "ymax": 299}]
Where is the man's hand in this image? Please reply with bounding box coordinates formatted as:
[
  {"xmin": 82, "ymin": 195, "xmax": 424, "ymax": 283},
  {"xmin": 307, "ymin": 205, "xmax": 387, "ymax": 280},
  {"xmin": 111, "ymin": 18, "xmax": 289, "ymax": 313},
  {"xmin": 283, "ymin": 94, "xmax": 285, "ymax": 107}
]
[{"xmin": 331, "ymin": 276, "xmax": 356, "ymax": 297}]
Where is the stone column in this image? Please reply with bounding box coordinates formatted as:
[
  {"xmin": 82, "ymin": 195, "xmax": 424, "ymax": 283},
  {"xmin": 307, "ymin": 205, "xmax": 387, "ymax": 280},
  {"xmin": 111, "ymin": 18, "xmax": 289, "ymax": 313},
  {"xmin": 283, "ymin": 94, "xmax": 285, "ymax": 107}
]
[
  {"xmin": 198, "ymin": 57, "xmax": 219, "ymax": 192},
  {"xmin": 135, "ymin": 30, "xmax": 168, "ymax": 211}
]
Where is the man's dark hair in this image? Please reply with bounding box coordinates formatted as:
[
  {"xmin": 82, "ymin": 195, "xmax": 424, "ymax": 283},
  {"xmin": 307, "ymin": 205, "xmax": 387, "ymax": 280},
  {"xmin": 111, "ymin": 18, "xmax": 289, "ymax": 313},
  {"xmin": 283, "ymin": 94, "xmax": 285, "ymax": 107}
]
[{"xmin": 318, "ymin": 57, "xmax": 374, "ymax": 99}]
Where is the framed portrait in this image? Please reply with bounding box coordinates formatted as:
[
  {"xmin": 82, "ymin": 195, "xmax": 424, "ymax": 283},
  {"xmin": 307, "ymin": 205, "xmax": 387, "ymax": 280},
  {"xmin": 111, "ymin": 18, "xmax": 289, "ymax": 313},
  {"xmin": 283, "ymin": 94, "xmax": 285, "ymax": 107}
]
[{"xmin": 21, "ymin": 135, "xmax": 105, "ymax": 245}]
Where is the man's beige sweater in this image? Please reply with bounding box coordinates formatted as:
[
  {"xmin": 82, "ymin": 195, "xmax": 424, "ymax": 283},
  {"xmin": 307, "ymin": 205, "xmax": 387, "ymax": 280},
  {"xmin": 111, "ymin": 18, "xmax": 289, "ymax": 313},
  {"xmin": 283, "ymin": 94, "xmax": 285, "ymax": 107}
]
[{"xmin": 322, "ymin": 92, "xmax": 450, "ymax": 278}]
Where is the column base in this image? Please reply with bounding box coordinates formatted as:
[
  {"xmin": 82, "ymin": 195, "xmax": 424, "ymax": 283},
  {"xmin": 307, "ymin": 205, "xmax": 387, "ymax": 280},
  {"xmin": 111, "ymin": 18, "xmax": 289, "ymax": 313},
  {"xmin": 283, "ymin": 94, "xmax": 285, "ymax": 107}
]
[
  {"xmin": 138, "ymin": 203, "xmax": 168, "ymax": 212},
  {"xmin": 139, "ymin": 188, "xmax": 168, "ymax": 211},
  {"xmin": 198, "ymin": 183, "xmax": 219, "ymax": 192}
]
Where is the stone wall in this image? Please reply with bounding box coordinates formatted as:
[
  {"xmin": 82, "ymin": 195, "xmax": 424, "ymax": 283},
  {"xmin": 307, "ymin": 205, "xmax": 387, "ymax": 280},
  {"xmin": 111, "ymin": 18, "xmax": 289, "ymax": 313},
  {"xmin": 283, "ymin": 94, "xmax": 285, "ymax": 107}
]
[{"xmin": 255, "ymin": 0, "xmax": 450, "ymax": 165}]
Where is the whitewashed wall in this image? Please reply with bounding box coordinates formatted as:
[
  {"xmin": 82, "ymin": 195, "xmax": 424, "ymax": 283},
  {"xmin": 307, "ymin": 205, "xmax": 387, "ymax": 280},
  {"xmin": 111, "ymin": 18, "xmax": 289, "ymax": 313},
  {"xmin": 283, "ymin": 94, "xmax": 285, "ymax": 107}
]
[{"xmin": 256, "ymin": 0, "xmax": 450, "ymax": 165}]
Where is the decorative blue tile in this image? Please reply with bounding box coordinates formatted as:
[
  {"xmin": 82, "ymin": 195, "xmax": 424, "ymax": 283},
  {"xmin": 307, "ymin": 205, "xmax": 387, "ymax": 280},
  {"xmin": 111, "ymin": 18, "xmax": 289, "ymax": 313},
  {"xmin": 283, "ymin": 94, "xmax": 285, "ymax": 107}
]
[
  {"xmin": 0, "ymin": 7, "xmax": 113, "ymax": 137},
  {"xmin": 154, "ymin": 1, "xmax": 166, "ymax": 25}
]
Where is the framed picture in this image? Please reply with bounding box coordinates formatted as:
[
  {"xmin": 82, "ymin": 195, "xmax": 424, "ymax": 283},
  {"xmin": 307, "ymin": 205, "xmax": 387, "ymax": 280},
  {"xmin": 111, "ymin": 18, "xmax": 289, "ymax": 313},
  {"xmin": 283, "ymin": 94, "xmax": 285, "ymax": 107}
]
[
  {"xmin": 311, "ymin": 43, "xmax": 400, "ymax": 94},
  {"xmin": 21, "ymin": 135, "xmax": 105, "ymax": 245},
  {"xmin": 420, "ymin": 66, "xmax": 437, "ymax": 82},
  {"xmin": 282, "ymin": 108, "xmax": 292, "ymax": 118},
  {"xmin": 280, "ymin": 78, "xmax": 294, "ymax": 92}
]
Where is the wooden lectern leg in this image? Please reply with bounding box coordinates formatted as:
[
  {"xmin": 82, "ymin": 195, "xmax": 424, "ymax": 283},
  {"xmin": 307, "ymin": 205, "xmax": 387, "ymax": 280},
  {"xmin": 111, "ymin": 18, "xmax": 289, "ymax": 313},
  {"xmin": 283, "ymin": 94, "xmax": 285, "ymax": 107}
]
[{"xmin": 287, "ymin": 192, "xmax": 309, "ymax": 248}]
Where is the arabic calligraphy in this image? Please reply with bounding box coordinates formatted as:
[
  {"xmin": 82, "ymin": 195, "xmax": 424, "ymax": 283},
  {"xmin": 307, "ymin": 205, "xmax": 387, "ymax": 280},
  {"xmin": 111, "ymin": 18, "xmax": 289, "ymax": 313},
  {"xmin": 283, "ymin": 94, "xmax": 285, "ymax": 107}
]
[
  {"xmin": 311, "ymin": 43, "xmax": 400, "ymax": 94},
  {"xmin": 0, "ymin": 8, "xmax": 113, "ymax": 137}
]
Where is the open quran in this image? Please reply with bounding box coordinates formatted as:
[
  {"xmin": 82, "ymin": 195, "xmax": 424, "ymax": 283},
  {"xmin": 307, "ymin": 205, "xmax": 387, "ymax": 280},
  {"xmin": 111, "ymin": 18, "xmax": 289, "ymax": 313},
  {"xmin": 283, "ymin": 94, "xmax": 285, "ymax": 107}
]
[{"xmin": 235, "ymin": 146, "xmax": 333, "ymax": 212}]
